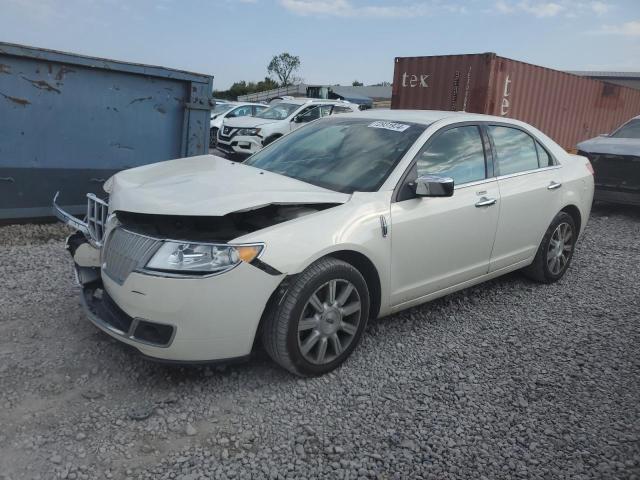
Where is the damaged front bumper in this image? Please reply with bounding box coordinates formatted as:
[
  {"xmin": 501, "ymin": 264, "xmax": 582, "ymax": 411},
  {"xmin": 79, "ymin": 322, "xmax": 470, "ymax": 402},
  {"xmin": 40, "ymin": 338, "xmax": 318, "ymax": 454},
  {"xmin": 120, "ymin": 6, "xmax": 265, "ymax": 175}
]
[{"xmin": 55, "ymin": 195, "xmax": 285, "ymax": 363}]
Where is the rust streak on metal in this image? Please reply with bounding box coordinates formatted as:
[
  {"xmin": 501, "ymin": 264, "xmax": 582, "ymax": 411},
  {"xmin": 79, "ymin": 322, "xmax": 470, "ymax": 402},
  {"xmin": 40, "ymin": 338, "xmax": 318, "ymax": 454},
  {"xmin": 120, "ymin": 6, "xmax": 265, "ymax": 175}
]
[
  {"xmin": 55, "ymin": 66, "xmax": 75, "ymax": 81},
  {"xmin": 109, "ymin": 142, "xmax": 134, "ymax": 150},
  {"xmin": 0, "ymin": 91, "xmax": 31, "ymax": 106},
  {"xmin": 21, "ymin": 76, "xmax": 61, "ymax": 94},
  {"xmin": 128, "ymin": 96, "xmax": 152, "ymax": 105}
]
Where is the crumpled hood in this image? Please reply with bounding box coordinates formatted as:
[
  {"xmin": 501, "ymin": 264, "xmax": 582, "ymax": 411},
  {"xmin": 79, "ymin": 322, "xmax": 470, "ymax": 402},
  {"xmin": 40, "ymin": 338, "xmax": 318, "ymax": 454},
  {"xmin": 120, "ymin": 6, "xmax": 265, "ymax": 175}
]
[
  {"xmin": 223, "ymin": 116, "xmax": 277, "ymax": 128},
  {"xmin": 577, "ymin": 136, "xmax": 640, "ymax": 156},
  {"xmin": 106, "ymin": 155, "xmax": 350, "ymax": 216}
]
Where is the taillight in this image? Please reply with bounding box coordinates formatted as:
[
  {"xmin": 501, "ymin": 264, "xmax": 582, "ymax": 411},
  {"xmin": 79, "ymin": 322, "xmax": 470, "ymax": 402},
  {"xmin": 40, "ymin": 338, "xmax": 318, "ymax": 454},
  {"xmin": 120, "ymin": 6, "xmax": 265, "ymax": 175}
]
[{"xmin": 586, "ymin": 161, "xmax": 594, "ymax": 175}]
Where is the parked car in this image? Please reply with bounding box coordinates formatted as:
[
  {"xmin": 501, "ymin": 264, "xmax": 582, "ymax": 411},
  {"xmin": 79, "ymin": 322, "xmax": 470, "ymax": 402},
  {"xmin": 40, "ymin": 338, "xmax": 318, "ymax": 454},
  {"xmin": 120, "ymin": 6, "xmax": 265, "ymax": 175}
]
[
  {"xmin": 210, "ymin": 102, "xmax": 267, "ymax": 148},
  {"xmin": 577, "ymin": 115, "xmax": 640, "ymax": 206},
  {"xmin": 216, "ymin": 99, "xmax": 359, "ymax": 158},
  {"xmin": 54, "ymin": 110, "xmax": 594, "ymax": 376}
]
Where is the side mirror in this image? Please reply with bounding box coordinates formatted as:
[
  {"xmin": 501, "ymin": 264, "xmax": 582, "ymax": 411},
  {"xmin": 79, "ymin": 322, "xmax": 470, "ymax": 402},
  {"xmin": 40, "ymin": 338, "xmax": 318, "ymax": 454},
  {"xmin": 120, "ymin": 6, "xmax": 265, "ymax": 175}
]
[
  {"xmin": 292, "ymin": 115, "xmax": 304, "ymax": 123},
  {"xmin": 414, "ymin": 175, "xmax": 454, "ymax": 197}
]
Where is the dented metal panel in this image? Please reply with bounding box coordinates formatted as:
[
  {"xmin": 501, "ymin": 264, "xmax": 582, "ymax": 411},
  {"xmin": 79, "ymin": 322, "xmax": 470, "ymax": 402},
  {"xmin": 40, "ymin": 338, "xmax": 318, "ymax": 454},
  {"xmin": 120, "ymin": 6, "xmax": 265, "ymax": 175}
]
[
  {"xmin": 0, "ymin": 42, "xmax": 213, "ymax": 220},
  {"xmin": 392, "ymin": 53, "xmax": 640, "ymax": 151}
]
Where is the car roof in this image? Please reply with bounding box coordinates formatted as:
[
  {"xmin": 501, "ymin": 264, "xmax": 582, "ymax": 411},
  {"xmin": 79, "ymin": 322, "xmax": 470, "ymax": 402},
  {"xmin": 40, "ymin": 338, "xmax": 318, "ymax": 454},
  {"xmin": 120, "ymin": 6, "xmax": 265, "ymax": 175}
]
[
  {"xmin": 274, "ymin": 98, "xmax": 355, "ymax": 106},
  {"xmin": 339, "ymin": 109, "xmax": 534, "ymax": 126}
]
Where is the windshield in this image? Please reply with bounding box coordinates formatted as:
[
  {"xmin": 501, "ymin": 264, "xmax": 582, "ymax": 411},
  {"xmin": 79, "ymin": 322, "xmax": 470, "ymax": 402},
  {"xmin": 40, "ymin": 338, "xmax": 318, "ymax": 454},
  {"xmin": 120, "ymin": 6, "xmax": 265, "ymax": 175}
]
[
  {"xmin": 244, "ymin": 117, "xmax": 426, "ymax": 193},
  {"xmin": 612, "ymin": 119, "xmax": 640, "ymax": 139},
  {"xmin": 255, "ymin": 103, "xmax": 300, "ymax": 120},
  {"xmin": 212, "ymin": 103, "xmax": 233, "ymax": 115}
]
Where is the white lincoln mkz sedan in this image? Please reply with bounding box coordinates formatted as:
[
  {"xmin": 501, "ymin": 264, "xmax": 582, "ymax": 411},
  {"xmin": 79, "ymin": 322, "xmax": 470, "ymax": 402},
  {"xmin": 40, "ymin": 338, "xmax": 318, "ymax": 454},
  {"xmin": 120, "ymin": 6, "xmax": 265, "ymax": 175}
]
[{"xmin": 55, "ymin": 110, "xmax": 594, "ymax": 376}]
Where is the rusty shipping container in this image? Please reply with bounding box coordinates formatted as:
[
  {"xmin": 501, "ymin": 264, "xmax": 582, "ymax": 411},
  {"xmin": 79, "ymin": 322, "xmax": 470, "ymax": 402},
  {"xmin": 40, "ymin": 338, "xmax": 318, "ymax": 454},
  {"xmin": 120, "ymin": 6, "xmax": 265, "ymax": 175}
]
[{"xmin": 391, "ymin": 53, "xmax": 640, "ymax": 150}]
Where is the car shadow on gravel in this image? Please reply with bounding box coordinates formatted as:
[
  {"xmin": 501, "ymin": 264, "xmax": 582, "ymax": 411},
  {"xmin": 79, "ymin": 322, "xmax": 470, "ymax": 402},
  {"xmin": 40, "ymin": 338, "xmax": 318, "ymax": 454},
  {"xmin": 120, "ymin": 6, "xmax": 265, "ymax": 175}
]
[{"xmin": 592, "ymin": 201, "xmax": 640, "ymax": 219}]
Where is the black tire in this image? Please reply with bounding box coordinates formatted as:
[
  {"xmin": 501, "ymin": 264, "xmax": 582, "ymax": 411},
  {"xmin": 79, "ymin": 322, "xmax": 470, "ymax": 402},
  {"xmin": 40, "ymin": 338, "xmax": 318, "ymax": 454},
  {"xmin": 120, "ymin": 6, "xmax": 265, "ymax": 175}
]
[
  {"xmin": 522, "ymin": 211, "xmax": 577, "ymax": 283},
  {"xmin": 263, "ymin": 134, "xmax": 281, "ymax": 147},
  {"xmin": 209, "ymin": 127, "xmax": 218, "ymax": 148},
  {"xmin": 262, "ymin": 257, "xmax": 370, "ymax": 376}
]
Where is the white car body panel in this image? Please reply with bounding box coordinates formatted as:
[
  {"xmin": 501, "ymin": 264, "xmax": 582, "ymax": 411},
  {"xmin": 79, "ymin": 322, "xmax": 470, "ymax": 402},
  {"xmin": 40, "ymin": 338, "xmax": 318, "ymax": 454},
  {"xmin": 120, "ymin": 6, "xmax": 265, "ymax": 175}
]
[
  {"xmin": 107, "ymin": 155, "xmax": 349, "ymax": 216},
  {"xmin": 57, "ymin": 110, "xmax": 595, "ymax": 363},
  {"xmin": 101, "ymin": 262, "xmax": 284, "ymax": 361},
  {"xmin": 490, "ymin": 166, "xmax": 562, "ymax": 271},
  {"xmin": 389, "ymin": 179, "xmax": 500, "ymax": 305}
]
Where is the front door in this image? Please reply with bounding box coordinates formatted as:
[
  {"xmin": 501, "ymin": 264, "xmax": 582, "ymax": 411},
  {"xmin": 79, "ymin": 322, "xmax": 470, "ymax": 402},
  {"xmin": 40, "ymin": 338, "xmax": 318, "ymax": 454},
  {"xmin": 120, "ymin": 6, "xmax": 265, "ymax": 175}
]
[
  {"xmin": 290, "ymin": 105, "xmax": 327, "ymax": 132},
  {"xmin": 390, "ymin": 124, "xmax": 500, "ymax": 307}
]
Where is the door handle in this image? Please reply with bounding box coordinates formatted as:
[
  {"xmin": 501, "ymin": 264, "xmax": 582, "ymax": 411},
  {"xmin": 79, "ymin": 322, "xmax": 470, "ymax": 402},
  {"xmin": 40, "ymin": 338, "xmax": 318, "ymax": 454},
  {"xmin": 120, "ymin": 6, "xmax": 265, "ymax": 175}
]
[
  {"xmin": 547, "ymin": 181, "xmax": 562, "ymax": 190},
  {"xmin": 0, "ymin": 177, "xmax": 15, "ymax": 183},
  {"xmin": 90, "ymin": 178, "xmax": 106, "ymax": 183},
  {"xmin": 475, "ymin": 197, "xmax": 497, "ymax": 207}
]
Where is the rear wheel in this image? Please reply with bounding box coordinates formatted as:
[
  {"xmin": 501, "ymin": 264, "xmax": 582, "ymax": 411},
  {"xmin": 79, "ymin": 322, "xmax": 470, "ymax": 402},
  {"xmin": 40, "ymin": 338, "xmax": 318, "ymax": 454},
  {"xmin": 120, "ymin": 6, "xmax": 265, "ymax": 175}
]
[
  {"xmin": 262, "ymin": 257, "xmax": 369, "ymax": 376},
  {"xmin": 209, "ymin": 127, "xmax": 218, "ymax": 148},
  {"xmin": 523, "ymin": 211, "xmax": 576, "ymax": 283}
]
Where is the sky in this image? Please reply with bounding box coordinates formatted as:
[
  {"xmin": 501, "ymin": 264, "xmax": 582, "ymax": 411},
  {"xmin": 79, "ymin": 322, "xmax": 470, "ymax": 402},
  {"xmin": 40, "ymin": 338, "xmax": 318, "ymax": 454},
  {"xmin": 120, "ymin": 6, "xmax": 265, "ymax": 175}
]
[{"xmin": 1, "ymin": 0, "xmax": 639, "ymax": 90}]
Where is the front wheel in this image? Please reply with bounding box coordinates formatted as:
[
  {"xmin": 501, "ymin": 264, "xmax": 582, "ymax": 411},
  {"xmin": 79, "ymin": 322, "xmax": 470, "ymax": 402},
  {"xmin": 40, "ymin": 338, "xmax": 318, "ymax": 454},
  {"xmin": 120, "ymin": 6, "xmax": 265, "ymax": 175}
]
[
  {"xmin": 262, "ymin": 257, "xmax": 370, "ymax": 376},
  {"xmin": 522, "ymin": 211, "xmax": 577, "ymax": 283}
]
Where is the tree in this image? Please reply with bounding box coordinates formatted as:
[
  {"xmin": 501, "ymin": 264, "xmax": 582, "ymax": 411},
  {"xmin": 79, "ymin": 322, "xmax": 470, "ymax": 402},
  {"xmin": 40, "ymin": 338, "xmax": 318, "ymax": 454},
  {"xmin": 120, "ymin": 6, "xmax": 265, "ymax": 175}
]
[
  {"xmin": 213, "ymin": 77, "xmax": 282, "ymax": 101},
  {"xmin": 352, "ymin": 80, "xmax": 364, "ymax": 86},
  {"xmin": 267, "ymin": 53, "xmax": 301, "ymax": 87}
]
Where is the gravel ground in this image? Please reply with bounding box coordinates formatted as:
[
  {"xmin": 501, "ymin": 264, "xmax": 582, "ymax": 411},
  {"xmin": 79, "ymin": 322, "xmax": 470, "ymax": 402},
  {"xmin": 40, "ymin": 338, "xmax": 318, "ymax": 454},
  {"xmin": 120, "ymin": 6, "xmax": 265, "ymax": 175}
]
[{"xmin": 1, "ymin": 205, "xmax": 639, "ymax": 480}]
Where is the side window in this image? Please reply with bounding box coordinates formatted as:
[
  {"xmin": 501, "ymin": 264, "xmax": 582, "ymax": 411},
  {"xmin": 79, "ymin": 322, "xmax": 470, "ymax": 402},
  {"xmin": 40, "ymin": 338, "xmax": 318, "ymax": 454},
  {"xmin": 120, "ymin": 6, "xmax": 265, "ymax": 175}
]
[
  {"xmin": 253, "ymin": 105, "xmax": 267, "ymax": 115},
  {"xmin": 536, "ymin": 141, "xmax": 553, "ymax": 167},
  {"xmin": 319, "ymin": 105, "xmax": 333, "ymax": 117},
  {"xmin": 488, "ymin": 126, "xmax": 539, "ymax": 176},
  {"xmin": 226, "ymin": 106, "xmax": 252, "ymax": 118},
  {"xmin": 333, "ymin": 106, "xmax": 353, "ymax": 114},
  {"xmin": 415, "ymin": 125, "xmax": 486, "ymax": 186},
  {"xmin": 297, "ymin": 105, "xmax": 322, "ymax": 123}
]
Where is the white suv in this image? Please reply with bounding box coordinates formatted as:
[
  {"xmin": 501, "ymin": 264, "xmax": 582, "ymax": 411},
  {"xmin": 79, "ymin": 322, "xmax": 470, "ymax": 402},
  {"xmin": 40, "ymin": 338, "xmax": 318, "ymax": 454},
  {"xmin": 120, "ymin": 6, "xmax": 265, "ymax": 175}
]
[
  {"xmin": 217, "ymin": 99, "xmax": 359, "ymax": 158},
  {"xmin": 210, "ymin": 102, "xmax": 267, "ymax": 148}
]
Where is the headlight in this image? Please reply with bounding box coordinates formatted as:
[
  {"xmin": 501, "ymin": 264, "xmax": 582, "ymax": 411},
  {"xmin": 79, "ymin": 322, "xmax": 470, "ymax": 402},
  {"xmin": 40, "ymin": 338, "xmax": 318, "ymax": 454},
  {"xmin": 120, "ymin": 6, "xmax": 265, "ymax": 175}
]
[
  {"xmin": 236, "ymin": 128, "xmax": 260, "ymax": 136},
  {"xmin": 145, "ymin": 242, "xmax": 263, "ymax": 275}
]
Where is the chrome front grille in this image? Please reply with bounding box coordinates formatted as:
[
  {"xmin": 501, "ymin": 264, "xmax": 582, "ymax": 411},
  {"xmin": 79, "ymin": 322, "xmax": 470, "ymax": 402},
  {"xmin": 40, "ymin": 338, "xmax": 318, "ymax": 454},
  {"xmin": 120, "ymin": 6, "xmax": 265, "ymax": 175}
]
[
  {"xmin": 86, "ymin": 194, "xmax": 109, "ymax": 245},
  {"xmin": 102, "ymin": 228, "xmax": 160, "ymax": 285}
]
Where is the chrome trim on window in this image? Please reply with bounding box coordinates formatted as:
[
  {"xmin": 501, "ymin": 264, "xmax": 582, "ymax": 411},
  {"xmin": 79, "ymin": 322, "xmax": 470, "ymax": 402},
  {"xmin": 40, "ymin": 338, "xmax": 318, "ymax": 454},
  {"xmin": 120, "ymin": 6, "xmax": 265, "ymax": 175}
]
[
  {"xmin": 453, "ymin": 178, "xmax": 498, "ymax": 190},
  {"xmin": 496, "ymin": 165, "xmax": 562, "ymax": 181}
]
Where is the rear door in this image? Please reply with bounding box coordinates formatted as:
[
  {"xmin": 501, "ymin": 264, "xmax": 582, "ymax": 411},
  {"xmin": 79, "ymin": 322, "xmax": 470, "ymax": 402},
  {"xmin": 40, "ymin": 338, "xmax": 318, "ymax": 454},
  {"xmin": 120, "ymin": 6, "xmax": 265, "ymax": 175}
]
[{"xmin": 487, "ymin": 124, "xmax": 562, "ymax": 272}]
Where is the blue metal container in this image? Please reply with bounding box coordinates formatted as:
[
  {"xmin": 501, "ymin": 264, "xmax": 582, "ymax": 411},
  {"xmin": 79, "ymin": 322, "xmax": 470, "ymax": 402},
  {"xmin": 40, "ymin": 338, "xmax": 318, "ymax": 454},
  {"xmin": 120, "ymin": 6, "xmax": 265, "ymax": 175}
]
[{"xmin": 0, "ymin": 42, "xmax": 213, "ymax": 220}]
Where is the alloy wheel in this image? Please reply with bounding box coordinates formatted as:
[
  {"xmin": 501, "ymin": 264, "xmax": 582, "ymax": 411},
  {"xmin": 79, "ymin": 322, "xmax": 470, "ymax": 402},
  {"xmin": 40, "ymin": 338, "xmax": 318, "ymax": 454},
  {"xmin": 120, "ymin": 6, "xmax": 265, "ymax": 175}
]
[
  {"xmin": 297, "ymin": 279, "xmax": 362, "ymax": 365},
  {"xmin": 546, "ymin": 222, "xmax": 573, "ymax": 275}
]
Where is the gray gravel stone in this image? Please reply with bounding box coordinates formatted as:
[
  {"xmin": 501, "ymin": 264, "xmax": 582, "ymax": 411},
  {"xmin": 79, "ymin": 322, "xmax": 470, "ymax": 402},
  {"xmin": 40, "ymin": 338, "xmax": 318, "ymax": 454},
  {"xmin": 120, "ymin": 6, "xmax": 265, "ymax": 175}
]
[{"xmin": 1, "ymin": 205, "xmax": 639, "ymax": 479}]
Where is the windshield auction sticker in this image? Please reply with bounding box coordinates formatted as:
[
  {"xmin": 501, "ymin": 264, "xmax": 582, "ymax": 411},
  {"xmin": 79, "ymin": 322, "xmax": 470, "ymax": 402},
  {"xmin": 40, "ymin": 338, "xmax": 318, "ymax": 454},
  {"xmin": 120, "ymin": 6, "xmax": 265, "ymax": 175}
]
[{"xmin": 367, "ymin": 121, "xmax": 411, "ymax": 132}]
